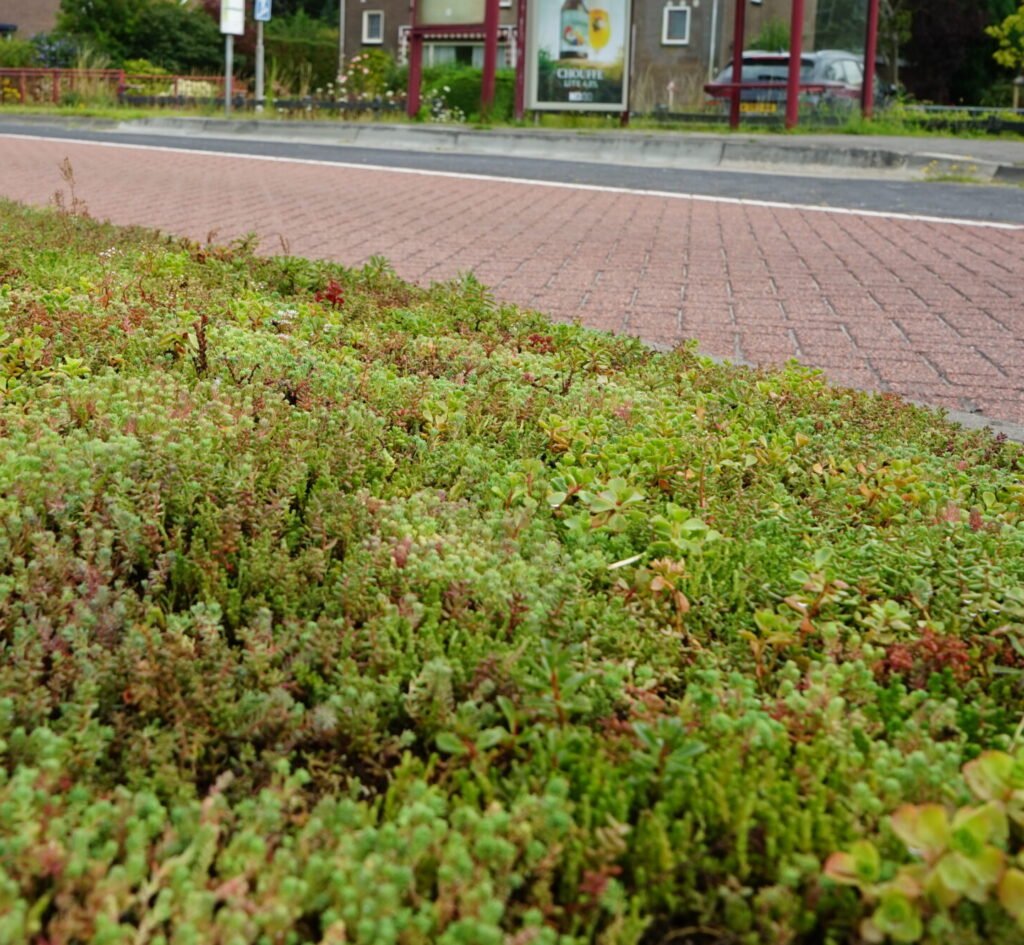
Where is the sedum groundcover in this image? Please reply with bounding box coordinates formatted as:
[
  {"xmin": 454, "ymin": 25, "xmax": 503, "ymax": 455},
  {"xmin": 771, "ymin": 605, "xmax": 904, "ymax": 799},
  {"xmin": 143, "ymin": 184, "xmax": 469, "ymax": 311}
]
[{"xmin": 2, "ymin": 198, "xmax": 1024, "ymax": 945}]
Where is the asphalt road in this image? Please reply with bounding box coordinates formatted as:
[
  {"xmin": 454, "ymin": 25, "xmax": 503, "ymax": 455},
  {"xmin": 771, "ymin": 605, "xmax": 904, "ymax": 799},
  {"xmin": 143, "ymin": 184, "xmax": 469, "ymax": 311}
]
[{"xmin": 2, "ymin": 121, "xmax": 1023, "ymax": 225}]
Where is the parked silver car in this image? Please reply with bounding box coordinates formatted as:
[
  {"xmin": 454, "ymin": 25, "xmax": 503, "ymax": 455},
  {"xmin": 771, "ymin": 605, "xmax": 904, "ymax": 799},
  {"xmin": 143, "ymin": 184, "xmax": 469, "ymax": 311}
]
[{"xmin": 704, "ymin": 49, "xmax": 881, "ymax": 114}]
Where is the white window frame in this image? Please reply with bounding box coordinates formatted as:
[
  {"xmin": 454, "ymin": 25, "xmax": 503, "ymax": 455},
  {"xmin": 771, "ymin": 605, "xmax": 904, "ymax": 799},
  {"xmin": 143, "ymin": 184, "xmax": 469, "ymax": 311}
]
[
  {"xmin": 661, "ymin": 3, "xmax": 691, "ymax": 46},
  {"xmin": 362, "ymin": 10, "xmax": 384, "ymax": 44}
]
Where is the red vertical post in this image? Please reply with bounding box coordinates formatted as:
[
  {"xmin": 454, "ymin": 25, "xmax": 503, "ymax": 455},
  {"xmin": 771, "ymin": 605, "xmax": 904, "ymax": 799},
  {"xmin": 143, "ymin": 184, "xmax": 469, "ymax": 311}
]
[
  {"xmin": 407, "ymin": 0, "xmax": 422, "ymax": 117},
  {"xmin": 481, "ymin": 0, "xmax": 500, "ymax": 114},
  {"xmin": 728, "ymin": 0, "xmax": 746, "ymax": 129},
  {"xmin": 861, "ymin": 0, "xmax": 880, "ymax": 118},
  {"xmin": 514, "ymin": 0, "xmax": 527, "ymax": 119},
  {"xmin": 784, "ymin": 0, "xmax": 804, "ymax": 129},
  {"xmin": 407, "ymin": 32, "xmax": 423, "ymax": 117},
  {"xmin": 18, "ymin": 71, "xmax": 27, "ymax": 104},
  {"xmin": 52, "ymin": 70, "xmax": 59, "ymax": 104}
]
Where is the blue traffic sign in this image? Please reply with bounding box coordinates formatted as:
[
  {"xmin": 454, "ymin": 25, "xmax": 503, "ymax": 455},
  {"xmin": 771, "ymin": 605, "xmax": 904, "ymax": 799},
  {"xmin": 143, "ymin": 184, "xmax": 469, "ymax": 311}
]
[{"xmin": 255, "ymin": 0, "xmax": 272, "ymax": 21}]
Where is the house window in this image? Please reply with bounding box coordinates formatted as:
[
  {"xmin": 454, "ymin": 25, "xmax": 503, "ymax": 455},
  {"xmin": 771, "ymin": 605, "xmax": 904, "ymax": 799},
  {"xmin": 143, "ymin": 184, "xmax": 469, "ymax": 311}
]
[
  {"xmin": 362, "ymin": 10, "xmax": 384, "ymax": 44},
  {"xmin": 661, "ymin": 4, "xmax": 691, "ymax": 45}
]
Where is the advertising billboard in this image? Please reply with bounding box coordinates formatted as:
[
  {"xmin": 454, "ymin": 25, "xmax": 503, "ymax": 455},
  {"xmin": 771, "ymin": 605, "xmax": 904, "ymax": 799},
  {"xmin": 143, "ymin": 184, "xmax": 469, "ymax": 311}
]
[{"xmin": 527, "ymin": 0, "xmax": 630, "ymax": 111}]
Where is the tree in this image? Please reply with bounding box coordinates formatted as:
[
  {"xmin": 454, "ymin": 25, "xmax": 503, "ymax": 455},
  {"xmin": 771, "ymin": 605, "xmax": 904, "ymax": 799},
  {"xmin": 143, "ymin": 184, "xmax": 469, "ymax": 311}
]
[
  {"xmin": 749, "ymin": 18, "xmax": 790, "ymax": 52},
  {"xmin": 879, "ymin": 0, "xmax": 912, "ymax": 85},
  {"xmin": 57, "ymin": 0, "xmax": 221, "ymax": 71},
  {"xmin": 900, "ymin": 0, "xmax": 1015, "ymax": 104},
  {"xmin": 815, "ymin": 0, "xmax": 865, "ymax": 52},
  {"xmin": 987, "ymin": 2, "xmax": 1024, "ymax": 75},
  {"xmin": 131, "ymin": 2, "xmax": 221, "ymax": 73},
  {"xmin": 57, "ymin": 0, "xmax": 146, "ymax": 62}
]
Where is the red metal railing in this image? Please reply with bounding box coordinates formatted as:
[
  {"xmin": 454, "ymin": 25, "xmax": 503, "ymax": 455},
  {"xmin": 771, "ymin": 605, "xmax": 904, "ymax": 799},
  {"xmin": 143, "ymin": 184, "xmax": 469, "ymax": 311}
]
[{"xmin": 0, "ymin": 68, "xmax": 227, "ymax": 105}]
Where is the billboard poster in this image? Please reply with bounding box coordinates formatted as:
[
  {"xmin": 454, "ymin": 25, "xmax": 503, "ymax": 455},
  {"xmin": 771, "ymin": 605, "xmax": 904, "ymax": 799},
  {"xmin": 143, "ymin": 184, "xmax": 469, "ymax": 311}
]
[{"xmin": 527, "ymin": 0, "xmax": 630, "ymax": 111}]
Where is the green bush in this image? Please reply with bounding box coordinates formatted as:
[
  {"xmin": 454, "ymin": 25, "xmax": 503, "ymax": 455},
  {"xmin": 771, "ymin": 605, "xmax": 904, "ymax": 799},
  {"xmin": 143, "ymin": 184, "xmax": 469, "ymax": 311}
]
[
  {"xmin": 121, "ymin": 57, "xmax": 168, "ymax": 75},
  {"xmin": 57, "ymin": 0, "xmax": 221, "ymax": 72},
  {"xmin": 267, "ymin": 36, "xmax": 339, "ymax": 94},
  {"xmin": 266, "ymin": 10, "xmax": 341, "ymax": 95},
  {"xmin": 1, "ymin": 199, "xmax": 1024, "ymax": 943},
  {"xmin": 422, "ymin": 65, "xmax": 516, "ymax": 121},
  {"xmin": 338, "ymin": 49, "xmax": 402, "ymax": 99},
  {"xmin": 0, "ymin": 39, "xmax": 38, "ymax": 68}
]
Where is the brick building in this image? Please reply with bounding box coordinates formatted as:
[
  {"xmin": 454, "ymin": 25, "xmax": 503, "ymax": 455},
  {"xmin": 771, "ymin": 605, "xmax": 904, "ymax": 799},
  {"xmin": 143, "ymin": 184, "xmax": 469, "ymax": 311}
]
[{"xmin": 0, "ymin": 0, "xmax": 61, "ymax": 38}]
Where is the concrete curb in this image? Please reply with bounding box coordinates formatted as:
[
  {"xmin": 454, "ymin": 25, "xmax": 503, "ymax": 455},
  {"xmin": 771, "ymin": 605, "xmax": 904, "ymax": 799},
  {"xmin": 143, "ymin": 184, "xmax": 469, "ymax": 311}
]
[
  {"xmin": 112, "ymin": 116, "xmax": 1022, "ymax": 180},
  {"xmin": 3, "ymin": 114, "xmax": 1021, "ymax": 181},
  {"xmin": 933, "ymin": 409, "xmax": 1024, "ymax": 443}
]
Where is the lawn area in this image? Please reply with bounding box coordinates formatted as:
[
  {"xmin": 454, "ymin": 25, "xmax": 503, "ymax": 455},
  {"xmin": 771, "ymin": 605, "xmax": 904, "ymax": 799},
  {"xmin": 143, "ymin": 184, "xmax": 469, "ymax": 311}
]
[{"xmin": 3, "ymin": 198, "xmax": 1024, "ymax": 945}]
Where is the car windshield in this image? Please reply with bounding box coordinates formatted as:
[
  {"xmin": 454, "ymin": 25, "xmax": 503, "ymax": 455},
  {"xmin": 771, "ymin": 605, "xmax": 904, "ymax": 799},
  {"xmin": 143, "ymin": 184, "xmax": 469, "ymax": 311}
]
[{"xmin": 715, "ymin": 58, "xmax": 814, "ymax": 83}]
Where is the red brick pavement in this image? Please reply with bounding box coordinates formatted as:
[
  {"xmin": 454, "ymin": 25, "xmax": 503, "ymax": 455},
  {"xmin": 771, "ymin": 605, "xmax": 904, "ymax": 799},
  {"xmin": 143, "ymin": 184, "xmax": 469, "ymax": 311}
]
[{"xmin": 2, "ymin": 135, "xmax": 1022, "ymax": 423}]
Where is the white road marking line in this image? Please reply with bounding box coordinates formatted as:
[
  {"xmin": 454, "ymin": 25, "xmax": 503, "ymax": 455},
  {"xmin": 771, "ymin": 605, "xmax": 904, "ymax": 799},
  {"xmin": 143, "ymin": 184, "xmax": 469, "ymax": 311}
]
[{"xmin": 2, "ymin": 131, "xmax": 1023, "ymax": 231}]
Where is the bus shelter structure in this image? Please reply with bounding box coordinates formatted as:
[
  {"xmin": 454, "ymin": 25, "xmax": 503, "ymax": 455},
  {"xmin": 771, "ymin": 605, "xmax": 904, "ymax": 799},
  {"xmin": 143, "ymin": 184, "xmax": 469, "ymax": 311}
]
[
  {"xmin": 724, "ymin": 0, "xmax": 881, "ymax": 129},
  {"xmin": 405, "ymin": 0, "xmax": 502, "ymax": 118},
  {"xmin": 403, "ymin": 0, "xmax": 882, "ymax": 127}
]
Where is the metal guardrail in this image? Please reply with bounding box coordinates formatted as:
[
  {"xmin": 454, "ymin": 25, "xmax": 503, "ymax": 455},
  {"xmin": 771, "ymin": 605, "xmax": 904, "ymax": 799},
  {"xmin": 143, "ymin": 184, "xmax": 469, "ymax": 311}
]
[
  {"xmin": 901, "ymin": 104, "xmax": 1024, "ymax": 116},
  {"xmin": 117, "ymin": 94, "xmax": 405, "ymax": 114},
  {"xmin": 640, "ymin": 104, "xmax": 1024, "ymax": 134}
]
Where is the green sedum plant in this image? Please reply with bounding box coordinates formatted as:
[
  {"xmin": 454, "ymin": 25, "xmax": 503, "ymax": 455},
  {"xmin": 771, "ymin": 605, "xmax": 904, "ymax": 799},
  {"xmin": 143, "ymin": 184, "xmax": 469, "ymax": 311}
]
[
  {"xmin": 1, "ymin": 197, "xmax": 1024, "ymax": 943},
  {"xmin": 826, "ymin": 748, "xmax": 1024, "ymax": 942}
]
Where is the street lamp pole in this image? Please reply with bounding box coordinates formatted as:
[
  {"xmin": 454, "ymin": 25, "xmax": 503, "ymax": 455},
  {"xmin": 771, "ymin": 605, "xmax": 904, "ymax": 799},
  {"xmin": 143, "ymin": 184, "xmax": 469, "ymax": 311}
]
[
  {"xmin": 225, "ymin": 33, "xmax": 234, "ymax": 117},
  {"xmin": 255, "ymin": 19, "xmax": 265, "ymax": 110}
]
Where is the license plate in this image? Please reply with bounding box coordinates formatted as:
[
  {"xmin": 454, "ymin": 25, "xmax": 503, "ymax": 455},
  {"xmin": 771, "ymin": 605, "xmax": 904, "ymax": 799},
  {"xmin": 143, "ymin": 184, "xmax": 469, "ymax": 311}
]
[{"xmin": 740, "ymin": 102, "xmax": 778, "ymax": 114}]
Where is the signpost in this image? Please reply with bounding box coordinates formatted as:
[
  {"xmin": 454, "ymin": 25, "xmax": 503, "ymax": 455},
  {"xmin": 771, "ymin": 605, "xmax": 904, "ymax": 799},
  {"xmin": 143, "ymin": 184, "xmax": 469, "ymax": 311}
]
[
  {"xmin": 220, "ymin": 0, "xmax": 245, "ymax": 117},
  {"xmin": 254, "ymin": 0, "xmax": 272, "ymax": 111},
  {"xmin": 526, "ymin": 0, "xmax": 631, "ymax": 112}
]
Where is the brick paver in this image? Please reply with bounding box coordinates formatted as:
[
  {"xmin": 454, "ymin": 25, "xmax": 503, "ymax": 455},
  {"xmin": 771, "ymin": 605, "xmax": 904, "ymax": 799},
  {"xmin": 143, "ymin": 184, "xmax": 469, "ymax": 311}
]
[{"xmin": 2, "ymin": 135, "xmax": 1022, "ymax": 423}]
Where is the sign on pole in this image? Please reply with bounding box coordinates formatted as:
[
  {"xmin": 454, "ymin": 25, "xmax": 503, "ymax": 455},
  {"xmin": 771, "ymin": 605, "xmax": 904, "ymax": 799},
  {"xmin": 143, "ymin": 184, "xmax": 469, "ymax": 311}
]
[
  {"xmin": 220, "ymin": 0, "xmax": 245, "ymax": 35},
  {"xmin": 527, "ymin": 0, "xmax": 631, "ymax": 111},
  {"xmin": 221, "ymin": 0, "xmax": 244, "ymax": 117},
  {"xmin": 255, "ymin": 0, "xmax": 271, "ymax": 110}
]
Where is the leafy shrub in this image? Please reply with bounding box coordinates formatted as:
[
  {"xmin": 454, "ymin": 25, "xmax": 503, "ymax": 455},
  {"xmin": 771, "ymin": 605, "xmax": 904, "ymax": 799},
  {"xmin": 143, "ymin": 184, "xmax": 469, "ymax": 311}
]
[
  {"xmin": 121, "ymin": 58, "xmax": 168, "ymax": 75},
  {"xmin": 338, "ymin": 49, "xmax": 402, "ymax": 100},
  {"xmin": 422, "ymin": 65, "xmax": 516, "ymax": 121},
  {"xmin": 266, "ymin": 10, "xmax": 341, "ymax": 94},
  {"xmin": 0, "ymin": 39, "xmax": 38, "ymax": 68},
  {"xmin": 31, "ymin": 32, "xmax": 79, "ymax": 68}
]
